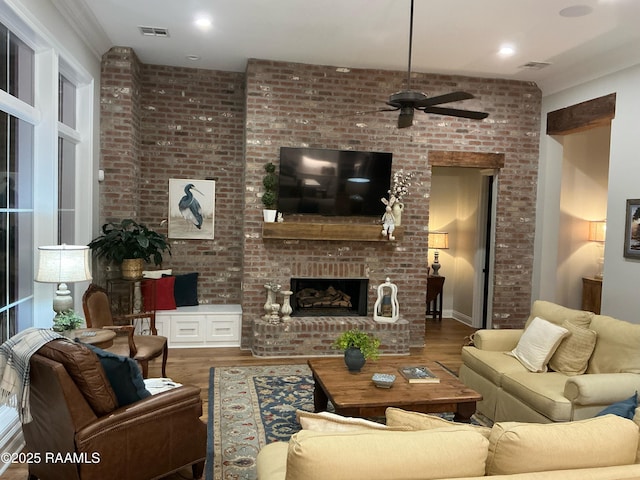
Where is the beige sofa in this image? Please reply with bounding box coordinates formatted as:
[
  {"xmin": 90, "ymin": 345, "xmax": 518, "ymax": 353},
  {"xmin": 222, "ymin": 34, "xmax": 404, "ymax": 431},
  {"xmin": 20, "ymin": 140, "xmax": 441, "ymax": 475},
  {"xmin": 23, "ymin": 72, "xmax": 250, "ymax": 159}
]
[
  {"xmin": 459, "ymin": 300, "xmax": 640, "ymax": 423},
  {"xmin": 256, "ymin": 409, "xmax": 640, "ymax": 479}
]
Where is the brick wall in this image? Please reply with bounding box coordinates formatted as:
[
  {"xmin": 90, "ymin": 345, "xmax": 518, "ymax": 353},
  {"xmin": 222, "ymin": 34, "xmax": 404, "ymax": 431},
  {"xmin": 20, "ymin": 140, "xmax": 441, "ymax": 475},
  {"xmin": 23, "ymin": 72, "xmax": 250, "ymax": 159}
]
[
  {"xmin": 99, "ymin": 47, "xmax": 246, "ymax": 303},
  {"xmin": 100, "ymin": 50, "xmax": 542, "ymax": 355},
  {"xmin": 242, "ymin": 59, "xmax": 542, "ymax": 352}
]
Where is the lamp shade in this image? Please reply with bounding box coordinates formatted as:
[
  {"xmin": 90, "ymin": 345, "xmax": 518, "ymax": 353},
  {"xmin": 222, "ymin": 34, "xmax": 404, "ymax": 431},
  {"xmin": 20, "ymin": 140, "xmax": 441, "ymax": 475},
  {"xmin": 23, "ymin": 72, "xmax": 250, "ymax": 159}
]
[
  {"xmin": 588, "ymin": 221, "xmax": 606, "ymax": 242},
  {"xmin": 428, "ymin": 232, "xmax": 449, "ymax": 250},
  {"xmin": 35, "ymin": 245, "xmax": 92, "ymax": 283}
]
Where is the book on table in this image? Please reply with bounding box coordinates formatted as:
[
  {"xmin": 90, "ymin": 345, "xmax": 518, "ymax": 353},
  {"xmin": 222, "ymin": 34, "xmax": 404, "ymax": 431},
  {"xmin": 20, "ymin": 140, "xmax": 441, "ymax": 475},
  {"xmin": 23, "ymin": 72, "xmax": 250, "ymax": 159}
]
[{"xmin": 398, "ymin": 365, "xmax": 440, "ymax": 383}]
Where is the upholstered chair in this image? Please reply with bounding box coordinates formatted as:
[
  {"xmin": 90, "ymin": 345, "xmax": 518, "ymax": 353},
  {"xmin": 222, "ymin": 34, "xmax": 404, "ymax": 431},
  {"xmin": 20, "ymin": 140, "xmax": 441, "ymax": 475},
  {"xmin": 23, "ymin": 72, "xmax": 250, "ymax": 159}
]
[{"xmin": 82, "ymin": 283, "xmax": 168, "ymax": 378}]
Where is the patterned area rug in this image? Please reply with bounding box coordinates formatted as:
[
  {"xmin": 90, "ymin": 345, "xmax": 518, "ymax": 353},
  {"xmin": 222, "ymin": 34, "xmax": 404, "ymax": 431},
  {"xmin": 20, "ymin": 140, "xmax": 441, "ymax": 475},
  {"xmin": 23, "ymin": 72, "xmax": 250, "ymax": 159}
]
[
  {"xmin": 207, "ymin": 364, "xmax": 316, "ymax": 480},
  {"xmin": 205, "ymin": 363, "xmax": 490, "ymax": 480}
]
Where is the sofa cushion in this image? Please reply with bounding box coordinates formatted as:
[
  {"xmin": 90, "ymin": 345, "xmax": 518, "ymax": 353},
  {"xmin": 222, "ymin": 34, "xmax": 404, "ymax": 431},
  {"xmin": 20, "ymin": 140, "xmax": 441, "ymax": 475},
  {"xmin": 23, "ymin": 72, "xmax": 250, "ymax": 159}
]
[
  {"xmin": 461, "ymin": 346, "xmax": 528, "ymax": 386},
  {"xmin": 385, "ymin": 407, "xmax": 491, "ymax": 438},
  {"xmin": 85, "ymin": 344, "xmax": 151, "ymax": 407},
  {"xmin": 596, "ymin": 392, "xmax": 638, "ymax": 419},
  {"xmin": 526, "ymin": 300, "xmax": 593, "ymax": 329},
  {"xmin": 486, "ymin": 415, "xmax": 639, "ymax": 475},
  {"xmin": 500, "ymin": 371, "xmax": 573, "ymax": 422},
  {"xmin": 36, "ymin": 339, "xmax": 118, "ymax": 416},
  {"xmin": 296, "ymin": 410, "xmax": 409, "ymax": 432},
  {"xmin": 587, "ymin": 315, "xmax": 640, "ymax": 374},
  {"xmin": 142, "ymin": 276, "xmax": 177, "ymax": 311},
  {"xmin": 508, "ymin": 317, "xmax": 569, "ymax": 373},
  {"xmin": 549, "ymin": 320, "xmax": 597, "ymax": 376},
  {"xmin": 285, "ymin": 429, "xmax": 489, "ymax": 480}
]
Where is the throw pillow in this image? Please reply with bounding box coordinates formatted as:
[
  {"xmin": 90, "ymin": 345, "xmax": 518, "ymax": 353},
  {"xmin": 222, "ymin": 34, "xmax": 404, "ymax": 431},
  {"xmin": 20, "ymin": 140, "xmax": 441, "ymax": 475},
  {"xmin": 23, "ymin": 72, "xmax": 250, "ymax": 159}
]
[
  {"xmin": 384, "ymin": 407, "xmax": 491, "ymax": 438},
  {"xmin": 596, "ymin": 392, "xmax": 638, "ymax": 419},
  {"xmin": 173, "ymin": 272, "xmax": 199, "ymax": 307},
  {"xmin": 548, "ymin": 320, "xmax": 597, "ymax": 375},
  {"xmin": 142, "ymin": 276, "xmax": 176, "ymax": 311},
  {"xmin": 85, "ymin": 344, "xmax": 151, "ymax": 407},
  {"xmin": 296, "ymin": 410, "xmax": 409, "ymax": 432},
  {"xmin": 507, "ymin": 316, "xmax": 569, "ymax": 372}
]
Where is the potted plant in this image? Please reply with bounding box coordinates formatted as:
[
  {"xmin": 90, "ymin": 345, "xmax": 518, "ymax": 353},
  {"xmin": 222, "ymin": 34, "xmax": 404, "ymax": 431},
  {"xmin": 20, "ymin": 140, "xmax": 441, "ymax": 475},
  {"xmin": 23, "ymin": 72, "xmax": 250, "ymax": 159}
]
[
  {"xmin": 333, "ymin": 329, "xmax": 381, "ymax": 373},
  {"xmin": 88, "ymin": 219, "xmax": 171, "ymax": 279},
  {"xmin": 53, "ymin": 309, "xmax": 84, "ymax": 334},
  {"xmin": 262, "ymin": 162, "xmax": 278, "ymax": 222}
]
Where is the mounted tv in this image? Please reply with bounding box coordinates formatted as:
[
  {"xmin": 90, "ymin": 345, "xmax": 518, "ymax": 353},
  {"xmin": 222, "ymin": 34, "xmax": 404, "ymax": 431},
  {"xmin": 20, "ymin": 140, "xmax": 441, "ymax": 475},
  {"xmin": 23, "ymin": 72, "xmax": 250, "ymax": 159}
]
[{"xmin": 278, "ymin": 147, "xmax": 392, "ymax": 216}]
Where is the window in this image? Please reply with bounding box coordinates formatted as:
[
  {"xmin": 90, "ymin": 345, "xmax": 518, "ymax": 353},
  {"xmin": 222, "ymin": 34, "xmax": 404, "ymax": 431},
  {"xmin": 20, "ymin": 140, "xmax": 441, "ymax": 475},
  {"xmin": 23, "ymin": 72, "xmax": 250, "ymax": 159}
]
[
  {"xmin": 58, "ymin": 75, "xmax": 77, "ymax": 245},
  {"xmin": 0, "ymin": 24, "xmax": 34, "ymax": 342}
]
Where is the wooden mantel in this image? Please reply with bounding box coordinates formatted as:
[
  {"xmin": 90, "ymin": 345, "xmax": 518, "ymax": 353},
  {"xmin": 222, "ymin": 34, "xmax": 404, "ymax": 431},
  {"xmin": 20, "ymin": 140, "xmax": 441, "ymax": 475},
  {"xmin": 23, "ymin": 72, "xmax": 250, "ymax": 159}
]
[{"xmin": 262, "ymin": 222, "xmax": 404, "ymax": 242}]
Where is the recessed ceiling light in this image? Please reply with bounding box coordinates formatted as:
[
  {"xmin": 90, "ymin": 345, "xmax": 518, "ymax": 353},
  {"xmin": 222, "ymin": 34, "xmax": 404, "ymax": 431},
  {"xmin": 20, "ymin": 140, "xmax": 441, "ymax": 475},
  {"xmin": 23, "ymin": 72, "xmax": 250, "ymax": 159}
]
[
  {"xmin": 186, "ymin": 55, "xmax": 200, "ymax": 61},
  {"xmin": 194, "ymin": 16, "xmax": 212, "ymax": 30},
  {"xmin": 498, "ymin": 45, "xmax": 516, "ymax": 56},
  {"xmin": 559, "ymin": 5, "xmax": 593, "ymax": 17}
]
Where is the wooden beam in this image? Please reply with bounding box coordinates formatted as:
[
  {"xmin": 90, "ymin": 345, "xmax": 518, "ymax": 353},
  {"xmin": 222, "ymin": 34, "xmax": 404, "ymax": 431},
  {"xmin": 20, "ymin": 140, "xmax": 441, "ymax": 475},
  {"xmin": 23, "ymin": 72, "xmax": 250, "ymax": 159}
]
[
  {"xmin": 546, "ymin": 93, "xmax": 616, "ymax": 136},
  {"xmin": 262, "ymin": 223, "xmax": 404, "ymax": 242},
  {"xmin": 429, "ymin": 151, "xmax": 505, "ymax": 169}
]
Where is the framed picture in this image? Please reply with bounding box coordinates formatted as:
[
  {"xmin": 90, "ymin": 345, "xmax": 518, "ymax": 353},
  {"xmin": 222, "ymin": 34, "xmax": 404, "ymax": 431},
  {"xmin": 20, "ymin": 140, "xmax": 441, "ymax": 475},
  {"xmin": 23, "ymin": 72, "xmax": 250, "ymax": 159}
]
[
  {"xmin": 623, "ymin": 198, "xmax": 640, "ymax": 259},
  {"xmin": 168, "ymin": 179, "xmax": 215, "ymax": 239}
]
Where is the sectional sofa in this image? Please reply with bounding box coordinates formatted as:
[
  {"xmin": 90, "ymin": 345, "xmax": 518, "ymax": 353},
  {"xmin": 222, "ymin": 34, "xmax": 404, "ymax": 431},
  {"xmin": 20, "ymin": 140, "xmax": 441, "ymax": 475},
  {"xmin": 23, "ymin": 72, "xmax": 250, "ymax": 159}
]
[
  {"xmin": 256, "ymin": 408, "xmax": 640, "ymax": 479},
  {"xmin": 459, "ymin": 300, "xmax": 640, "ymax": 423}
]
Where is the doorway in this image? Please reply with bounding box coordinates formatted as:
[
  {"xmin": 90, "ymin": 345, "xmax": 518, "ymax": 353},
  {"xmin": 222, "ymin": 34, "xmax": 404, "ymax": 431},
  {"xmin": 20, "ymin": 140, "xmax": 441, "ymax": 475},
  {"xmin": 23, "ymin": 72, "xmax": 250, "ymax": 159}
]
[{"xmin": 429, "ymin": 167, "xmax": 496, "ymax": 328}]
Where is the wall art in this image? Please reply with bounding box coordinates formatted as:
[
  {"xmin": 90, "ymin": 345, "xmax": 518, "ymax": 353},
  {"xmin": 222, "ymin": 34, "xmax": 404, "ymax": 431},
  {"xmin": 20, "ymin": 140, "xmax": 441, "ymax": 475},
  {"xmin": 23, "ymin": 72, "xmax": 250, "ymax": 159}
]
[
  {"xmin": 623, "ymin": 198, "xmax": 640, "ymax": 259},
  {"xmin": 168, "ymin": 178, "xmax": 215, "ymax": 239}
]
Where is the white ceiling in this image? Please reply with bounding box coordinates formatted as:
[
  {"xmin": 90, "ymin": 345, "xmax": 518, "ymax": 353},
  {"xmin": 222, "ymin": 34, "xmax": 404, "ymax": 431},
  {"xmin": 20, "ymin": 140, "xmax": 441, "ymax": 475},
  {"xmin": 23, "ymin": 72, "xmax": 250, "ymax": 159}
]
[{"xmin": 56, "ymin": 0, "xmax": 640, "ymax": 94}]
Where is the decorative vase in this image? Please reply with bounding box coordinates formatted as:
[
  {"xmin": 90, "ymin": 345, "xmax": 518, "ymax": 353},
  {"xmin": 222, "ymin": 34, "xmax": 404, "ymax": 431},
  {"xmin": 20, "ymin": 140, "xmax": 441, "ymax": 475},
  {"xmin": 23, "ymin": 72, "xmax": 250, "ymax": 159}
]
[
  {"xmin": 344, "ymin": 347, "xmax": 366, "ymax": 373},
  {"xmin": 280, "ymin": 290, "xmax": 293, "ymax": 321},
  {"xmin": 263, "ymin": 285, "xmax": 276, "ymax": 320},
  {"xmin": 121, "ymin": 258, "xmax": 144, "ymax": 280},
  {"xmin": 391, "ymin": 202, "xmax": 404, "ymax": 226}
]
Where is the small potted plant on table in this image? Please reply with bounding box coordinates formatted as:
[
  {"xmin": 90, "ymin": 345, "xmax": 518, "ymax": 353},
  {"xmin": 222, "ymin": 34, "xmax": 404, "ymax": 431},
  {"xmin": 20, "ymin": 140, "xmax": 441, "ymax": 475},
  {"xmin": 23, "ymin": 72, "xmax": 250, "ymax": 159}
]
[
  {"xmin": 52, "ymin": 309, "xmax": 84, "ymax": 336},
  {"xmin": 262, "ymin": 162, "xmax": 278, "ymax": 222},
  {"xmin": 333, "ymin": 329, "xmax": 381, "ymax": 373}
]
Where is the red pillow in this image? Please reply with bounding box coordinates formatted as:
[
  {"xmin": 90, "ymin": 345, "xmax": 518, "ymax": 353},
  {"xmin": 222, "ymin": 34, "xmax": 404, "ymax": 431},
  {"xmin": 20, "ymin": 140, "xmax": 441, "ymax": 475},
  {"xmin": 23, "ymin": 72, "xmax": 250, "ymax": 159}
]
[{"xmin": 141, "ymin": 277, "xmax": 176, "ymax": 311}]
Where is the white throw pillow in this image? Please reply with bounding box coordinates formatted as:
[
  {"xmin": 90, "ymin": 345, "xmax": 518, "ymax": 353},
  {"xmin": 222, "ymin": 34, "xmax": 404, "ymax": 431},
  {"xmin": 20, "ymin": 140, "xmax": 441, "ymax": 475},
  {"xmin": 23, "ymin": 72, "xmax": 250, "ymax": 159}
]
[
  {"xmin": 142, "ymin": 269, "xmax": 172, "ymax": 279},
  {"xmin": 507, "ymin": 316, "xmax": 569, "ymax": 372}
]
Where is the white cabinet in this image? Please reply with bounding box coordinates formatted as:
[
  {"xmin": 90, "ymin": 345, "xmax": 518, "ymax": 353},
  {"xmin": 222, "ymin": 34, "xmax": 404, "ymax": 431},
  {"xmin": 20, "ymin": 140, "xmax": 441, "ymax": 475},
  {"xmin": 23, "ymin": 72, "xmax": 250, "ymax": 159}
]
[{"xmin": 155, "ymin": 304, "xmax": 242, "ymax": 348}]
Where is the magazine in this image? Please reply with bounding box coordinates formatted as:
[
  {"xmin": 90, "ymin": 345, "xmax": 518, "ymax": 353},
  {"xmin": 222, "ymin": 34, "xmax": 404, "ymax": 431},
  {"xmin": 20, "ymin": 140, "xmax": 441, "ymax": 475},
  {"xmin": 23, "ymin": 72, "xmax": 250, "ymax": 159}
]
[{"xmin": 398, "ymin": 365, "xmax": 440, "ymax": 384}]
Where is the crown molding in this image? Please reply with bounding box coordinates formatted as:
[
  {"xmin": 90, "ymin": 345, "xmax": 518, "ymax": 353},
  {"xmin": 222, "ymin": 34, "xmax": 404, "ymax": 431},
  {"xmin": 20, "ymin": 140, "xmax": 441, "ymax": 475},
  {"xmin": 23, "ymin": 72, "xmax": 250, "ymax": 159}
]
[{"xmin": 51, "ymin": 0, "xmax": 111, "ymax": 59}]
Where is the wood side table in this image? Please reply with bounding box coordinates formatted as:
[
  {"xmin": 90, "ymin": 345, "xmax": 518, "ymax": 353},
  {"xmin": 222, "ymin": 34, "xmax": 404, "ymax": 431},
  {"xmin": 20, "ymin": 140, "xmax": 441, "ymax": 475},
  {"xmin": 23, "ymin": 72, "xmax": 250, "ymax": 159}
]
[
  {"xmin": 582, "ymin": 277, "xmax": 602, "ymax": 314},
  {"xmin": 426, "ymin": 275, "xmax": 445, "ymax": 321},
  {"xmin": 68, "ymin": 328, "xmax": 116, "ymax": 349}
]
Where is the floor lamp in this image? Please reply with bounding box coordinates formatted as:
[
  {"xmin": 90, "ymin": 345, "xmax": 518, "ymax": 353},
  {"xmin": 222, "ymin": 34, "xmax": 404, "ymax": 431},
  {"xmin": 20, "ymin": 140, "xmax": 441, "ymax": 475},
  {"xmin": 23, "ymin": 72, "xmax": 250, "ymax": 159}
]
[
  {"xmin": 35, "ymin": 245, "xmax": 92, "ymax": 318},
  {"xmin": 428, "ymin": 232, "xmax": 449, "ymax": 276}
]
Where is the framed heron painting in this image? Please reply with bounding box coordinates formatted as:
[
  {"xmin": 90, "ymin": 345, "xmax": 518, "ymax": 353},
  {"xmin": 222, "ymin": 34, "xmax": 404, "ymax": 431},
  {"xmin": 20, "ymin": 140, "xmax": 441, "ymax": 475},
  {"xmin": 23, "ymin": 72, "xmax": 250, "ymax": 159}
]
[{"xmin": 168, "ymin": 178, "xmax": 215, "ymax": 239}]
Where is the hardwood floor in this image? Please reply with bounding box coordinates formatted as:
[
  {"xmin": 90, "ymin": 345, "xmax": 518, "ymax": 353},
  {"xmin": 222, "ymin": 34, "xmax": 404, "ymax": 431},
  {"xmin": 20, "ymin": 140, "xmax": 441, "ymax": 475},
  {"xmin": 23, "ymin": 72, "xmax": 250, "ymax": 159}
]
[{"xmin": 3, "ymin": 318, "xmax": 475, "ymax": 479}]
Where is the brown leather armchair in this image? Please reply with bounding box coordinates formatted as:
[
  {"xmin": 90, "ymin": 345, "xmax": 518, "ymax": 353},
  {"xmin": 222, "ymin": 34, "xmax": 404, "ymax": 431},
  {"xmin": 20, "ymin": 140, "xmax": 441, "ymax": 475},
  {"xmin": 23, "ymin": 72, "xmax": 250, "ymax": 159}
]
[
  {"xmin": 82, "ymin": 283, "xmax": 168, "ymax": 378},
  {"xmin": 22, "ymin": 339, "xmax": 206, "ymax": 480}
]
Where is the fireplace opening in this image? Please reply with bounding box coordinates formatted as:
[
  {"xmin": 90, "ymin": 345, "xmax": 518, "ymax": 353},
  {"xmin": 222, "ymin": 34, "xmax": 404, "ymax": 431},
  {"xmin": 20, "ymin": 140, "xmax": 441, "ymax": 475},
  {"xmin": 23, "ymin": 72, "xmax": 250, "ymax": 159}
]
[{"xmin": 290, "ymin": 278, "xmax": 368, "ymax": 317}]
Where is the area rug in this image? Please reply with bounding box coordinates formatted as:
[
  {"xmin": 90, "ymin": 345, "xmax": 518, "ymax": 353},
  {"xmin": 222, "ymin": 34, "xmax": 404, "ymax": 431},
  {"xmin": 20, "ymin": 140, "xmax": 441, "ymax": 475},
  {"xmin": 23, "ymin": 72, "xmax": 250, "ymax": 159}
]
[
  {"xmin": 206, "ymin": 363, "xmax": 490, "ymax": 480},
  {"xmin": 207, "ymin": 364, "xmax": 316, "ymax": 480}
]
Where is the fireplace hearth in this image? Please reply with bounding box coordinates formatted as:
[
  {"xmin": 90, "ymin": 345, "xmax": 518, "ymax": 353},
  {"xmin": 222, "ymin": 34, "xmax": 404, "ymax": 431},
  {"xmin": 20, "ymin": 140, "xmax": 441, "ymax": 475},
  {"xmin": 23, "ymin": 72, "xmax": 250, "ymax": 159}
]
[{"xmin": 290, "ymin": 278, "xmax": 368, "ymax": 316}]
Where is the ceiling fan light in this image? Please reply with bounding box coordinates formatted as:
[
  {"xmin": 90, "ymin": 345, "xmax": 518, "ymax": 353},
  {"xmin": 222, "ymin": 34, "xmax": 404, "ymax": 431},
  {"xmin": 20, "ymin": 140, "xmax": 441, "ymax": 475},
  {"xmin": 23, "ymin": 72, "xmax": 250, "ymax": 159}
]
[{"xmin": 398, "ymin": 108, "xmax": 414, "ymax": 128}]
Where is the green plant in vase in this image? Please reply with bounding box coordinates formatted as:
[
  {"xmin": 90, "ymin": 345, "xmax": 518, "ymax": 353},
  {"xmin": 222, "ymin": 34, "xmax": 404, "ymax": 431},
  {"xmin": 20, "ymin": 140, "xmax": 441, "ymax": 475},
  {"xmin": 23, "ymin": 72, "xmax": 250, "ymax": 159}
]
[
  {"xmin": 333, "ymin": 329, "xmax": 381, "ymax": 373},
  {"xmin": 52, "ymin": 309, "xmax": 84, "ymax": 333},
  {"xmin": 262, "ymin": 162, "xmax": 278, "ymax": 222}
]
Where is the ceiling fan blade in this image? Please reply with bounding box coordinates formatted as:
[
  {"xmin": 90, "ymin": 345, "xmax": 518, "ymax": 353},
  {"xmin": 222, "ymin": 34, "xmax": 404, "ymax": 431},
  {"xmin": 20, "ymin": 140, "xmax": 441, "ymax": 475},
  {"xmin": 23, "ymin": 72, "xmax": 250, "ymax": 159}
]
[
  {"xmin": 422, "ymin": 106, "xmax": 489, "ymax": 120},
  {"xmin": 415, "ymin": 91, "xmax": 475, "ymax": 108}
]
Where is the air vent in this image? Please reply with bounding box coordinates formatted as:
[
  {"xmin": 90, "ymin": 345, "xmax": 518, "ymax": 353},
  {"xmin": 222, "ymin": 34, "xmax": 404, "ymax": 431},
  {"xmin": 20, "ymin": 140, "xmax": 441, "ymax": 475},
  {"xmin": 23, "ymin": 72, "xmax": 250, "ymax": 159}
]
[
  {"xmin": 138, "ymin": 26, "xmax": 170, "ymax": 37},
  {"xmin": 518, "ymin": 61, "xmax": 551, "ymax": 70}
]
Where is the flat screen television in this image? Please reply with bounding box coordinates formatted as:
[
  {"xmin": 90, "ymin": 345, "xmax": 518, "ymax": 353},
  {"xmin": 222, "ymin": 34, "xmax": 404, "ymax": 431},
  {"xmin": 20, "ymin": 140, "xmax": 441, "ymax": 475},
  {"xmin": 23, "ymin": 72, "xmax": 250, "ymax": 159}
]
[{"xmin": 277, "ymin": 147, "xmax": 392, "ymax": 216}]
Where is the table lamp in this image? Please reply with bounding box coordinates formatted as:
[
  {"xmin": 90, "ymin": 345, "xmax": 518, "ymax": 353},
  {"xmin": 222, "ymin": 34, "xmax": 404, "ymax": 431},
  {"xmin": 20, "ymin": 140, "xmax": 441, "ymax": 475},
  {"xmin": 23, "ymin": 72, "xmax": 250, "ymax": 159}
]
[
  {"xmin": 588, "ymin": 221, "xmax": 606, "ymax": 279},
  {"xmin": 35, "ymin": 244, "xmax": 92, "ymax": 316},
  {"xmin": 428, "ymin": 232, "xmax": 449, "ymax": 276}
]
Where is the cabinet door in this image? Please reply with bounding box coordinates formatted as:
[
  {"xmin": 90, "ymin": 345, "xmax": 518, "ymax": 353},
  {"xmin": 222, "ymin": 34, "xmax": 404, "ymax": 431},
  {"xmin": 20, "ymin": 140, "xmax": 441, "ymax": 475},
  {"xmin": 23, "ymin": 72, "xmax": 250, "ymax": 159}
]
[
  {"xmin": 170, "ymin": 316, "xmax": 205, "ymax": 344},
  {"xmin": 205, "ymin": 315, "xmax": 241, "ymax": 345}
]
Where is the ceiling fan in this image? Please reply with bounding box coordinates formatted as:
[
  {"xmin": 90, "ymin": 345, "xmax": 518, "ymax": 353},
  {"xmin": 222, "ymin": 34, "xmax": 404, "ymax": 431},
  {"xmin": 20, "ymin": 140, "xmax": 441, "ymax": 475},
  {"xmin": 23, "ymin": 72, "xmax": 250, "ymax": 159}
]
[{"xmin": 381, "ymin": 0, "xmax": 489, "ymax": 128}]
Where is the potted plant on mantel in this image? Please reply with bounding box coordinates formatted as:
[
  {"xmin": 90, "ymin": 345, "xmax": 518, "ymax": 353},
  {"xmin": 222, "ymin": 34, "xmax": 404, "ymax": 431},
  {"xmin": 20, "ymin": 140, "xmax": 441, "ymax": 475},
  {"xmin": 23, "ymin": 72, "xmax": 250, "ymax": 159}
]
[
  {"xmin": 262, "ymin": 161, "xmax": 278, "ymax": 222},
  {"xmin": 88, "ymin": 219, "xmax": 171, "ymax": 279},
  {"xmin": 333, "ymin": 329, "xmax": 381, "ymax": 373}
]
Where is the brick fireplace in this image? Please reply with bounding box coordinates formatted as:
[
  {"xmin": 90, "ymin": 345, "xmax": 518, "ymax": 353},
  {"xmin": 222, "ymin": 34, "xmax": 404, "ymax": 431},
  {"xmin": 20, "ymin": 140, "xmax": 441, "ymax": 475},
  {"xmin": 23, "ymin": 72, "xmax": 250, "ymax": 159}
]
[{"xmin": 290, "ymin": 277, "xmax": 368, "ymax": 317}]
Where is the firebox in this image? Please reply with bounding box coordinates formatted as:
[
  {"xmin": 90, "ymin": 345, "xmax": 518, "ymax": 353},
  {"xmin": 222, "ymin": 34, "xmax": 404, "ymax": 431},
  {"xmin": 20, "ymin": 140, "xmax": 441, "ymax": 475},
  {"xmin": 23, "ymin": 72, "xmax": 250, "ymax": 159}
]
[{"xmin": 290, "ymin": 278, "xmax": 368, "ymax": 317}]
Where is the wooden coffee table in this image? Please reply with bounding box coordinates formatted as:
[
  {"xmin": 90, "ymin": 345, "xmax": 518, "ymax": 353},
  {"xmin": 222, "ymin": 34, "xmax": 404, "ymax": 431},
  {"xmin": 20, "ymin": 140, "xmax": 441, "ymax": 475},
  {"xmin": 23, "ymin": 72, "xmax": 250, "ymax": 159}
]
[{"xmin": 307, "ymin": 356, "xmax": 482, "ymax": 422}]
